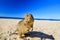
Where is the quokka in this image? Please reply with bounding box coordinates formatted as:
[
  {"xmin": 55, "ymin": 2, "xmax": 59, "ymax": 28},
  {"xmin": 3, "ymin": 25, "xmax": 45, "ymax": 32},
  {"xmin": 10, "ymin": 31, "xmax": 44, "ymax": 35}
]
[{"xmin": 16, "ymin": 14, "xmax": 34, "ymax": 38}]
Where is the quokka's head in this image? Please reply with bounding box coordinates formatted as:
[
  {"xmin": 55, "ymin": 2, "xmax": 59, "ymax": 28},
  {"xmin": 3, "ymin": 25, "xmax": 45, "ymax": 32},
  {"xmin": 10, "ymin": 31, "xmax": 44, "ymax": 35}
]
[{"xmin": 24, "ymin": 14, "xmax": 34, "ymax": 23}]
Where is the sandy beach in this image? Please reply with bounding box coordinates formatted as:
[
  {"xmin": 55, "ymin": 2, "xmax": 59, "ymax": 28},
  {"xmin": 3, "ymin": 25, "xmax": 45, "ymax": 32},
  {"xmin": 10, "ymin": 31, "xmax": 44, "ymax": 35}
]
[{"xmin": 0, "ymin": 19, "xmax": 60, "ymax": 40}]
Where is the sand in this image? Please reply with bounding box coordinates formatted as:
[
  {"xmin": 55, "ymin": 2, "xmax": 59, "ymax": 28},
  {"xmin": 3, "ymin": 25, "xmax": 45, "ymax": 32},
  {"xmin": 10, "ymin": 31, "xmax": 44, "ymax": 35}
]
[{"xmin": 0, "ymin": 19, "xmax": 60, "ymax": 40}]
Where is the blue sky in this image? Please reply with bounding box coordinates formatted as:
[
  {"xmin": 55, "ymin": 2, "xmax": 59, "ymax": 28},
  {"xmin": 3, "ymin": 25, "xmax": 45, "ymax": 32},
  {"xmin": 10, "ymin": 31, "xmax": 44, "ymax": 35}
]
[{"xmin": 0, "ymin": 0, "xmax": 60, "ymax": 19}]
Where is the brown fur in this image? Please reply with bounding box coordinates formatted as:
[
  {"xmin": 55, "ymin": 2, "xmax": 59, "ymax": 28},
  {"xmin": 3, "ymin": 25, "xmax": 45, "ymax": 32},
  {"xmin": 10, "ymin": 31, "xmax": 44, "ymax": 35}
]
[{"xmin": 16, "ymin": 14, "xmax": 34, "ymax": 37}]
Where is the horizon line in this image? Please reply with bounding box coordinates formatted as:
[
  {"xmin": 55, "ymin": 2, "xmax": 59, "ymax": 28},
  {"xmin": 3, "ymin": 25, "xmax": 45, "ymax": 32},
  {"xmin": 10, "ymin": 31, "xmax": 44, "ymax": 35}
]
[{"xmin": 0, "ymin": 16, "xmax": 60, "ymax": 21}]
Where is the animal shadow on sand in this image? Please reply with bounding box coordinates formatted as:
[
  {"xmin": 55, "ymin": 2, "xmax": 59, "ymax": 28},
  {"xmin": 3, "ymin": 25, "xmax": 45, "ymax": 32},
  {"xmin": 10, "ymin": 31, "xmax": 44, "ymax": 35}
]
[{"xmin": 24, "ymin": 31, "xmax": 55, "ymax": 40}]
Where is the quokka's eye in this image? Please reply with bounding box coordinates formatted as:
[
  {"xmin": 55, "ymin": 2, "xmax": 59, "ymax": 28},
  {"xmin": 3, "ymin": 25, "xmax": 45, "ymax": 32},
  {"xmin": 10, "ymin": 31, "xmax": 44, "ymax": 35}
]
[{"xmin": 28, "ymin": 21, "xmax": 30, "ymax": 23}]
